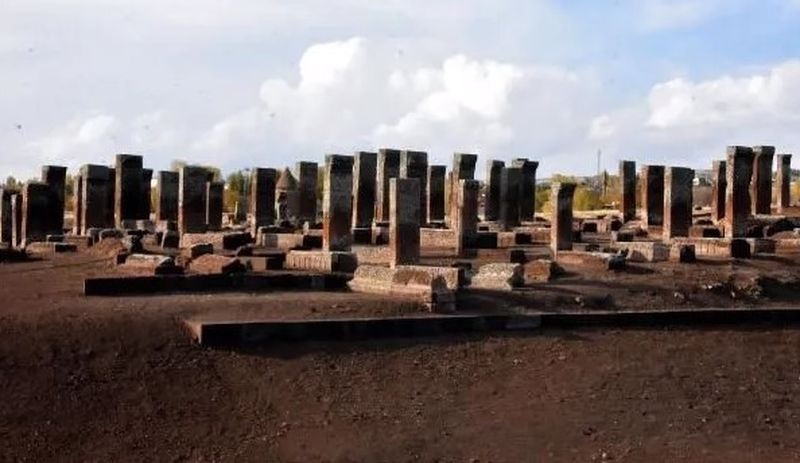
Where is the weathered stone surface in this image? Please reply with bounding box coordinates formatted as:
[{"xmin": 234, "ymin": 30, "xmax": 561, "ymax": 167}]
[
  {"xmin": 641, "ymin": 165, "xmax": 665, "ymax": 227},
  {"xmin": 611, "ymin": 230, "xmax": 635, "ymax": 242},
  {"xmin": 446, "ymin": 153, "xmax": 478, "ymax": 224},
  {"xmin": 296, "ymin": 161, "xmax": 318, "ymax": 224},
  {"xmin": 400, "ymin": 150, "xmax": 429, "ymax": 225},
  {"xmin": 375, "ymin": 149, "xmax": 401, "ymax": 223},
  {"xmin": 523, "ymin": 259, "xmax": 562, "ymax": 284},
  {"xmin": 189, "ymin": 254, "xmax": 246, "ymax": 275},
  {"xmin": 348, "ymin": 264, "xmax": 458, "ymax": 312},
  {"xmin": 250, "ymin": 168, "xmax": 277, "ymax": 235},
  {"xmin": 140, "ymin": 168, "xmax": 153, "ymax": 220},
  {"xmin": 470, "ymin": 263, "xmax": 523, "ymax": 290},
  {"xmin": 751, "ymin": 146, "xmax": 775, "ymax": 215},
  {"xmin": 205, "ymin": 181, "xmax": 224, "ymax": 231},
  {"xmin": 10, "ymin": 193, "xmax": 21, "ymax": 247},
  {"xmin": 181, "ymin": 231, "xmax": 251, "ymax": 251},
  {"xmin": 41, "ymin": 165, "xmax": 67, "ymax": 235},
  {"xmin": 122, "ymin": 235, "xmax": 143, "ymax": 253},
  {"xmin": 121, "ymin": 254, "xmax": 180, "ymax": 275},
  {"xmin": 0, "ymin": 188, "xmax": 18, "ymax": 244},
  {"xmin": 322, "ymin": 154, "xmax": 354, "ymax": 252},
  {"xmin": 454, "ymin": 179, "xmax": 480, "ymax": 257},
  {"xmin": 689, "ymin": 226, "xmax": 722, "ymax": 238},
  {"xmin": 275, "ymin": 167, "xmax": 299, "ymax": 222},
  {"xmin": 512, "ymin": 158, "xmax": 538, "ymax": 221},
  {"xmin": 553, "ymin": 251, "xmax": 626, "ymax": 271},
  {"xmin": 26, "ymin": 241, "xmax": 77, "ymax": 254},
  {"xmin": 725, "ymin": 146, "xmax": 755, "ymax": 238},
  {"xmin": 670, "ymin": 244, "xmax": 696, "ymax": 263},
  {"xmin": 613, "ymin": 241, "xmax": 670, "ymax": 262},
  {"xmin": 484, "ymin": 160, "xmax": 505, "ymax": 221},
  {"xmin": 114, "ymin": 154, "xmax": 144, "ymax": 228},
  {"xmin": 72, "ymin": 174, "xmax": 83, "ymax": 235},
  {"xmin": 711, "ymin": 160, "xmax": 726, "ymax": 222},
  {"xmin": 620, "ymin": 160, "xmax": 636, "ymax": 222},
  {"xmin": 21, "ymin": 182, "xmax": 51, "ymax": 244},
  {"xmin": 178, "ymin": 166, "xmax": 209, "ymax": 234},
  {"xmin": 183, "ymin": 242, "xmax": 214, "ymax": 260},
  {"xmin": 427, "ymin": 165, "xmax": 446, "ymax": 223},
  {"xmin": 776, "ymin": 154, "xmax": 792, "ymax": 212},
  {"xmin": 551, "ymin": 182, "xmax": 577, "ymax": 255},
  {"xmin": 389, "ymin": 178, "xmax": 421, "ymax": 267},
  {"xmin": 670, "ymin": 237, "xmax": 761, "ymax": 258},
  {"xmin": 663, "ymin": 167, "xmax": 694, "ymax": 238},
  {"xmin": 499, "ymin": 167, "xmax": 522, "ymax": 230},
  {"xmin": 99, "ymin": 228, "xmax": 124, "ymax": 241},
  {"xmin": 156, "ymin": 171, "xmax": 179, "ymax": 222},
  {"xmin": 284, "ymin": 250, "xmax": 357, "ymax": 273},
  {"xmin": 352, "ymin": 151, "xmax": 377, "ymax": 228}
]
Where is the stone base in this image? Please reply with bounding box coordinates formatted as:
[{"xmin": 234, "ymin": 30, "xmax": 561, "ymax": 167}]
[
  {"xmin": 497, "ymin": 232, "xmax": 532, "ymax": 248},
  {"xmin": 670, "ymin": 244, "xmax": 696, "ymax": 263},
  {"xmin": 188, "ymin": 254, "xmax": 247, "ymax": 275},
  {"xmin": 120, "ymin": 254, "xmax": 182, "ymax": 275},
  {"xmin": 612, "ymin": 241, "xmax": 670, "ymax": 262},
  {"xmin": 670, "ymin": 237, "xmax": 773, "ymax": 258},
  {"xmin": 555, "ymin": 251, "xmax": 626, "ymax": 271},
  {"xmin": 352, "ymin": 227, "xmax": 372, "ymax": 245},
  {"xmin": 181, "ymin": 232, "xmax": 252, "ymax": 251},
  {"xmin": 347, "ymin": 265, "xmax": 459, "ymax": 312},
  {"xmin": 470, "ymin": 263, "xmax": 524, "ymax": 290},
  {"xmin": 523, "ymin": 259, "xmax": 562, "ymax": 284},
  {"xmin": 25, "ymin": 242, "xmax": 78, "ymax": 254},
  {"xmin": 285, "ymin": 250, "xmax": 358, "ymax": 273},
  {"xmin": 689, "ymin": 226, "xmax": 722, "ymax": 238}
]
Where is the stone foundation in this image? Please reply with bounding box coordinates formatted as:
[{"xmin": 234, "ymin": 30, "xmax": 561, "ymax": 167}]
[
  {"xmin": 285, "ymin": 250, "xmax": 358, "ymax": 273},
  {"xmin": 347, "ymin": 265, "xmax": 459, "ymax": 312},
  {"xmin": 612, "ymin": 242, "xmax": 670, "ymax": 262},
  {"xmin": 470, "ymin": 263, "xmax": 523, "ymax": 290}
]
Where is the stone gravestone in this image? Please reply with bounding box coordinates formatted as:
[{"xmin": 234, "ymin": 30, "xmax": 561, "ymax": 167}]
[
  {"xmin": 250, "ymin": 168, "xmax": 277, "ymax": 236},
  {"xmin": 663, "ymin": 167, "xmax": 694, "ymax": 239},
  {"xmin": 351, "ymin": 151, "xmax": 377, "ymax": 229},
  {"xmin": 484, "ymin": 160, "xmax": 505, "ymax": 221},
  {"xmin": 73, "ymin": 174, "xmax": 83, "ymax": 235},
  {"xmin": 619, "ymin": 160, "xmax": 636, "ymax": 222},
  {"xmin": 725, "ymin": 146, "xmax": 755, "ymax": 238},
  {"xmin": 205, "ymin": 181, "xmax": 224, "ymax": 231},
  {"xmin": 0, "ymin": 188, "xmax": 17, "ymax": 244},
  {"xmin": 454, "ymin": 179, "xmax": 480, "ymax": 257},
  {"xmin": 41, "ymin": 165, "xmax": 67, "ymax": 235},
  {"xmin": 751, "ymin": 145, "xmax": 774, "ymax": 215},
  {"xmin": 295, "ymin": 161, "xmax": 318, "ymax": 225},
  {"xmin": 375, "ymin": 149, "xmax": 401, "ymax": 223},
  {"xmin": 156, "ymin": 171, "xmax": 179, "ymax": 222},
  {"xmin": 427, "ymin": 165, "xmax": 446, "ymax": 223},
  {"xmin": 389, "ymin": 178, "xmax": 420, "ymax": 267},
  {"xmin": 499, "ymin": 167, "xmax": 522, "ymax": 230},
  {"xmin": 641, "ymin": 165, "xmax": 665, "ymax": 227},
  {"xmin": 114, "ymin": 154, "xmax": 144, "ymax": 228},
  {"xmin": 711, "ymin": 160, "xmax": 726, "ymax": 222},
  {"xmin": 512, "ymin": 158, "xmax": 538, "ymax": 222},
  {"xmin": 550, "ymin": 182, "xmax": 577, "ymax": 256},
  {"xmin": 776, "ymin": 154, "xmax": 792, "ymax": 212},
  {"xmin": 140, "ymin": 168, "xmax": 153, "ymax": 220},
  {"xmin": 322, "ymin": 154, "xmax": 354, "ymax": 252},
  {"xmin": 80, "ymin": 165, "xmax": 111, "ymax": 235},
  {"xmin": 178, "ymin": 166, "xmax": 209, "ymax": 234},
  {"xmin": 21, "ymin": 182, "xmax": 51, "ymax": 244},
  {"xmin": 447, "ymin": 153, "xmax": 478, "ymax": 224},
  {"xmin": 400, "ymin": 150, "xmax": 429, "ymax": 226}
]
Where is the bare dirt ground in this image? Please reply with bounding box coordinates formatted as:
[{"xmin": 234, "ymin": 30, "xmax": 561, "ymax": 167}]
[{"xmin": 3, "ymin": 249, "xmax": 800, "ymax": 461}]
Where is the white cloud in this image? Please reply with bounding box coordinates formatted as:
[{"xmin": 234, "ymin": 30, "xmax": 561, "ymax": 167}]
[
  {"xmin": 191, "ymin": 37, "xmax": 604, "ymax": 173},
  {"xmin": 590, "ymin": 60, "xmax": 800, "ymax": 167}
]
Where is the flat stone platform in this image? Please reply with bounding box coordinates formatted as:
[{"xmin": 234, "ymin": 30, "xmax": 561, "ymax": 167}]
[
  {"xmin": 84, "ymin": 272, "xmax": 350, "ymax": 296},
  {"xmin": 185, "ymin": 307, "xmax": 800, "ymax": 347}
]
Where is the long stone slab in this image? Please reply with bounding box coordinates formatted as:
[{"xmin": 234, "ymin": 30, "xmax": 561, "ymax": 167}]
[
  {"xmin": 84, "ymin": 272, "xmax": 350, "ymax": 296},
  {"xmin": 185, "ymin": 308, "xmax": 800, "ymax": 347}
]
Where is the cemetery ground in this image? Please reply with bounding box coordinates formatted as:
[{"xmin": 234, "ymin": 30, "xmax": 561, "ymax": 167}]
[{"xmin": 3, "ymin": 245, "xmax": 800, "ymax": 461}]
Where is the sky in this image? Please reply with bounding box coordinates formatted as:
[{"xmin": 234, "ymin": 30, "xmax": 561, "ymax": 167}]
[{"xmin": 3, "ymin": 0, "xmax": 800, "ymax": 180}]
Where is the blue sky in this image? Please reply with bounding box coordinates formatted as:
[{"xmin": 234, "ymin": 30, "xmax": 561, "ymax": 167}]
[{"xmin": 2, "ymin": 0, "xmax": 800, "ymax": 179}]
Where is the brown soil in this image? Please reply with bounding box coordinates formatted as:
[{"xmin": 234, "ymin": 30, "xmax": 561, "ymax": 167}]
[{"xmin": 3, "ymin": 250, "xmax": 800, "ymax": 461}]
